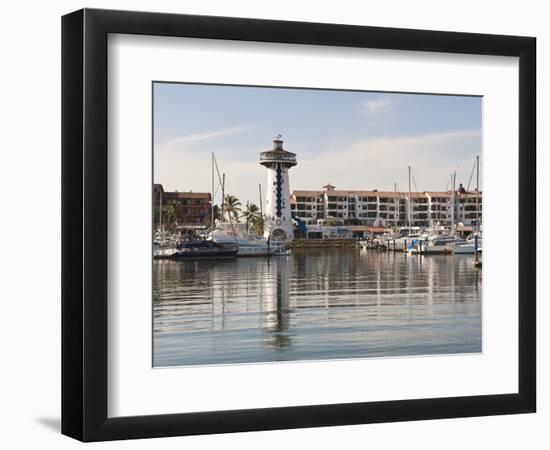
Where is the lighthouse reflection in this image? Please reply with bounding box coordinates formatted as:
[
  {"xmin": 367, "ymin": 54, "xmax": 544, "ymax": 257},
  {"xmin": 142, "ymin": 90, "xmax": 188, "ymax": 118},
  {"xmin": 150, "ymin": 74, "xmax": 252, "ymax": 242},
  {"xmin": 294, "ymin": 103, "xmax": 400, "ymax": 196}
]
[
  {"xmin": 153, "ymin": 250, "xmax": 482, "ymax": 367},
  {"xmin": 261, "ymin": 257, "xmax": 292, "ymax": 350}
]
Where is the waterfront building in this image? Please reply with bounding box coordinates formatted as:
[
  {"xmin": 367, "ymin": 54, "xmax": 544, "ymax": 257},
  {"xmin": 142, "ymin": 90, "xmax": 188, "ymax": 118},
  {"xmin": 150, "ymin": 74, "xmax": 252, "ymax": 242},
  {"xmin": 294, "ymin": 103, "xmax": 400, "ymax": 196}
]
[
  {"xmin": 408, "ymin": 192, "xmax": 430, "ymax": 227},
  {"xmin": 260, "ymin": 136, "xmax": 297, "ymax": 241},
  {"xmin": 153, "ymin": 183, "xmax": 212, "ymax": 229},
  {"xmin": 370, "ymin": 191, "xmax": 402, "ymax": 226},
  {"xmin": 290, "ymin": 185, "xmax": 482, "ymax": 233},
  {"xmin": 426, "ymin": 191, "xmax": 452, "ymax": 226}
]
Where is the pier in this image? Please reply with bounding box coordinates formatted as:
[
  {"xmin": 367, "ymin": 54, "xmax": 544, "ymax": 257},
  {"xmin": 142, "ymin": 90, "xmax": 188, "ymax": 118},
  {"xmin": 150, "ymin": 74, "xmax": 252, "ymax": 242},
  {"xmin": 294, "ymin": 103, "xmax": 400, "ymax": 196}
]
[{"xmin": 289, "ymin": 238, "xmax": 359, "ymax": 250}]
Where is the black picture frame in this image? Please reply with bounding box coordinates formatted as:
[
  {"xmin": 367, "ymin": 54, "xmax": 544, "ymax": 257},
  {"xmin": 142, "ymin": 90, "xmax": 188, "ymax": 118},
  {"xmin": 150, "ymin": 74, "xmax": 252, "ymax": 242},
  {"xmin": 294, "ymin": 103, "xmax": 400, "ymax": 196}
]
[{"xmin": 62, "ymin": 8, "xmax": 536, "ymax": 442}]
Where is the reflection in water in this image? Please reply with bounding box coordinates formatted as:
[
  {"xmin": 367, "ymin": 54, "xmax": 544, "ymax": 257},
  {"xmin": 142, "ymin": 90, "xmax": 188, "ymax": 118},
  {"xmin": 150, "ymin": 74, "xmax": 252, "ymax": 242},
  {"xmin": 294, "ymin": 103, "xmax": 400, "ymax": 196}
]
[
  {"xmin": 263, "ymin": 258, "xmax": 291, "ymax": 349},
  {"xmin": 153, "ymin": 249, "xmax": 482, "ymax": 367}
]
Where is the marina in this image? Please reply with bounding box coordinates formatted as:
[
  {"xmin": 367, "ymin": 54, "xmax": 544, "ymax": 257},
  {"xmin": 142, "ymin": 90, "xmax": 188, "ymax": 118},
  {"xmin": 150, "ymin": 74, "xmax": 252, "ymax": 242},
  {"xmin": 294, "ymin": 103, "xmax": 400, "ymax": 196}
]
[
  {"xmin": 152, "ymin": 86, "xmax": 484, "ymax": 367},
  {"xmin": 154, "ymin": 137, "xmax": 482, "ymax": 264}
]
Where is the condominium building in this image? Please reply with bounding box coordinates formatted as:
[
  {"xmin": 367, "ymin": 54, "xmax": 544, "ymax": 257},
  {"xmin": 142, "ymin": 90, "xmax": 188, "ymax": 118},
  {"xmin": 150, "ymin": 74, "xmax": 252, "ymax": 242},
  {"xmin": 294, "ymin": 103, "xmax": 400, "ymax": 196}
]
[
  {"xmin": 290, "ymin": 184, "xmax": 482, "ymax": 229},
  {"xmin": 153, "ymin": 183, "xmax": 212, "ymax": 226}
]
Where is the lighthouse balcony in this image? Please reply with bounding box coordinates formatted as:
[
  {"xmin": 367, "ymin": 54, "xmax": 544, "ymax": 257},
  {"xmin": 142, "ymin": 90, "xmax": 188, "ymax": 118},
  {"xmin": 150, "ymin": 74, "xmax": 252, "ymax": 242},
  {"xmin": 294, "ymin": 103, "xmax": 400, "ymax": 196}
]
[{"xmin": 259, "ymin": 151, "xmax": 297, "ymax": 167}]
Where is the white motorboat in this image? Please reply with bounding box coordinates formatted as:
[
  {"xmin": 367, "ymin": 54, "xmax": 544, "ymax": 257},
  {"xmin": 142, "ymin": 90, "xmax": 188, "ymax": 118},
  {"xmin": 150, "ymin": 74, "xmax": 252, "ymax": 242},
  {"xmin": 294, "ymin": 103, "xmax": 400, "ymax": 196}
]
[
  {"xmin": 210, "ymin": 222, "xmax": 280, "ymax": 256},
  {"xmin": 393, "ymin": 233, "xmax": 424, "ymax": 252},
  {"xmin": 452, "ymin": 235, "xmax": 482, "ymax": 254},
  {"xmin": 383, "ymin": 226, "xmax": 424, "ymax": 251},
  {"xmin": 153, "ymin": 245, "xmax": 180, "ymax": 259},
  {"xmin": 410, "ymin": 235, "xmax": 461, "ymax": 255}
]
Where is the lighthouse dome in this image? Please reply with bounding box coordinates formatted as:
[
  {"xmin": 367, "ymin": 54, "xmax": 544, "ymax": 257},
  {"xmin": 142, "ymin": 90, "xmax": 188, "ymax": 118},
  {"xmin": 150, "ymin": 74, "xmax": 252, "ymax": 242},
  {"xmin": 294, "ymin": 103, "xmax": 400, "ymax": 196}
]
[{"xmin": 259, "ymin": 136, "xmax": 297, "ymax": 167}]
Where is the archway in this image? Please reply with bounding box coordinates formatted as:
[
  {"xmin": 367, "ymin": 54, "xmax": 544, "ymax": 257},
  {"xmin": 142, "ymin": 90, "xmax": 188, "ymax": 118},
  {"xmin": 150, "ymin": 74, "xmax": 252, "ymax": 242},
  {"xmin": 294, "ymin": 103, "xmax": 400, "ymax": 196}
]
[{"xmin": 271, "ymin": 228, "xmax": 287, "ymax": 241}]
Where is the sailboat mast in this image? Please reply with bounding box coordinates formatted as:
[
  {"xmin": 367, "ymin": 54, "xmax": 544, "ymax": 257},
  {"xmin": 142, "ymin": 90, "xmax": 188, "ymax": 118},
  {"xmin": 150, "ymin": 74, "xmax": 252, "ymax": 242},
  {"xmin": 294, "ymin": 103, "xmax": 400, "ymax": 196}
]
[
  {"xmin": 258, "ymin": 183, "xmax": 264, "ymax": 237},
  {"xmin": 476, "ymin": 155, "xmax": 480, "ymax": 234},
  {"xmin": 159, "ymin": 189, "xmax": 163, "ymax": 237},
  {"xmin": 454, "ymin": 171, "xmax": 457, "ymax": 230},
  {"xmin": 408, "ymin": 166, "xmax": 411, "ymax": 228},
  {"xmin": 451, "ymin": 172, "xmax": 456, "ymax": 234},
  {"xmin": 259, "ymin": 183, "xmax": 263, "ymax": 217},
  {"xmin": 394, "ymin": 182, "xmax": 398, "ymax": 228},
  {"xmin": 211, "ymin": 153, "xmax": 215, "ymax": 231},
  {"xmin": 221, "ymin": 173, "xmax": 226, "ymax": 221}
]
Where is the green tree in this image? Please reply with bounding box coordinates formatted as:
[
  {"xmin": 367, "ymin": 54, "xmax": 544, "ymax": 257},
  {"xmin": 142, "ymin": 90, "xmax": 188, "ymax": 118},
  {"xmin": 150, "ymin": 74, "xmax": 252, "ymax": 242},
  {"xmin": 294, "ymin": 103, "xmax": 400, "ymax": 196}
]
[
  {"xmin": 242, "ymin": 202, "xmax": 261, "ymax": 233},
  {"xmin": 254, "ymin": 216, "xmax": 264, "ymax": 236},
  {"xmin": 223, "ymin": 195, "xmax": 241, "ymax": 223}
]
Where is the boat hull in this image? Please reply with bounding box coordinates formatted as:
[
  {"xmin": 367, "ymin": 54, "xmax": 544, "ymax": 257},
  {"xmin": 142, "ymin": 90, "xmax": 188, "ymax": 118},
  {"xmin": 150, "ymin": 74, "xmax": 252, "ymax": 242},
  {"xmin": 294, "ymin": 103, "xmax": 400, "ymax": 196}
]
[
  {"xmin": 154, "ymin": 239, "xmax": 238, "ymax": 259},
  {"xmin": 211, "ymin": 235, "xmax": 281, "ymax": 257},
  {"xmin": 452, "ymin": 244, "xmax": 476, "ymax": 254},
  {"xmin": 171, "ymin": 249, "xmax": 238, "ymax": 258},
  {"xmin": 414, "ymin": 248, "xmax": 453, "ymax": 255}
]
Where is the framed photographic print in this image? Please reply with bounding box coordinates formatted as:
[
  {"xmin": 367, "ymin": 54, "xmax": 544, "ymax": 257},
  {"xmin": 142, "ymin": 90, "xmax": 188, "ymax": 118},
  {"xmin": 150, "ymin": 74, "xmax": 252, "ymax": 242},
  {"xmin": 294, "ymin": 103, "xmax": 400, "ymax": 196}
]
[{"xmin": 61, "ymin": 8, "xmax": 536, "ymax": 442}]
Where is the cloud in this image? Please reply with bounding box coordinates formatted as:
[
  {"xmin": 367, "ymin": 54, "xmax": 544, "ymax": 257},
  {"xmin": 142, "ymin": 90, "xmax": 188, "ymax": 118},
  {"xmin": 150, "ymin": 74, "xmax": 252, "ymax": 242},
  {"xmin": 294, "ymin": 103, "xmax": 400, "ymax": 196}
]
[
  {"xmin": 292, "ymin": 129, "xmax": 482, "ymax": 193},
  {"xmin": 360, "ymin": 96, "xmax": 394, "ymax": 114},
  {"xmin": 161, "ymin": 126, "xmax": 249, "ymax": 148}
]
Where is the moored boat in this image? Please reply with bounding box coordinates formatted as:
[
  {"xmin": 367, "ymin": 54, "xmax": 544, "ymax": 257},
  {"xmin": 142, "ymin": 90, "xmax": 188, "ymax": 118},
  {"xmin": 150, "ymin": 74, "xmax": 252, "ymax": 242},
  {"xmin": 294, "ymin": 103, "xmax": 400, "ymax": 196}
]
[
  {"xmin": 210, "ymin": 222, "xmax": 280, "ymax": 256},
  {"xmin": 175, "ymin": 240, "xmax": 238, "ymax": 258},
  {"xmin": 452, "ymin": 241, "xmax": 476, "ymax": 254},
  {"xmin": 452, "ymin": 234, "xmax": 482, "ymax": 254},
  {"xmin": 153, "ymin": 245, "xmax": 180, "ymax": 259},
  {"xmin": 409, "ymin": 236, "xmax": 459, "ymax": 254}
]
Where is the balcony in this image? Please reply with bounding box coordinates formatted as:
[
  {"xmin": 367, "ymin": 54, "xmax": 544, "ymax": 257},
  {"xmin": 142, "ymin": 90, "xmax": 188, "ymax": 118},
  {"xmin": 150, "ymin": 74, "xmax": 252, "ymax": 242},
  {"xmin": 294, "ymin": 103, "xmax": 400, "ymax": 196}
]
[{"xmin": 259, "ymin": 150, "xmax": 297, "ymax": 167}]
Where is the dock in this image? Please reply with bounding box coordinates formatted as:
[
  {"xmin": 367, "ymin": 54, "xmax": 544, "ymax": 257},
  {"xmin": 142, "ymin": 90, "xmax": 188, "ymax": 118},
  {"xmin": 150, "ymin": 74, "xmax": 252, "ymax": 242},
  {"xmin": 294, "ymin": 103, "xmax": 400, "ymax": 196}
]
[{"xmin": 289, "ymin": 238, "xmax": 359, "ymax": 250}]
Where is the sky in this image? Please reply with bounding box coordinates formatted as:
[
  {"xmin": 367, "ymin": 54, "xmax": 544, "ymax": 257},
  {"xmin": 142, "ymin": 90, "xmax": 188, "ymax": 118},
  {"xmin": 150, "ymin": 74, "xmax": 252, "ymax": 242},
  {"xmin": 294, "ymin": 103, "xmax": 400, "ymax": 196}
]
[{"xmin": 153, "ymin": 82, "xmax": 482, "ymax": 207}]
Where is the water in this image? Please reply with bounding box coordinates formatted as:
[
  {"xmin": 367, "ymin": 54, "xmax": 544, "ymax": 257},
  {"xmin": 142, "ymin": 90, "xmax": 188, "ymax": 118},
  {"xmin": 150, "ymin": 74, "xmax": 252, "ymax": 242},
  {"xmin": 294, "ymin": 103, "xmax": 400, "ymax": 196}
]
[{"xmin": 153, "ymin": 249, "xmax": 482, "ymax": 367}]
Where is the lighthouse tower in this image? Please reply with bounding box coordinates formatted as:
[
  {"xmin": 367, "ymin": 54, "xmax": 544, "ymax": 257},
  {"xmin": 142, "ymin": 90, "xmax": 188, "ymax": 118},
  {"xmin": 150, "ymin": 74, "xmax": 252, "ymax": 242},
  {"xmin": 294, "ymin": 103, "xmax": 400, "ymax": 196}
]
[{"xmin": 260, "ymin": 136, "xmax": 297, "ymax": 241}]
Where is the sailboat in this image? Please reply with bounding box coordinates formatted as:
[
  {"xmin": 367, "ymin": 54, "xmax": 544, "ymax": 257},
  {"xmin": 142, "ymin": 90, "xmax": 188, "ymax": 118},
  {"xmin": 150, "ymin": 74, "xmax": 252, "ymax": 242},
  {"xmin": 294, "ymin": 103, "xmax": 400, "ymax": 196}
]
[{"xmin": 452, "ymin": 156, "xmax": 482, "ymax": 255}]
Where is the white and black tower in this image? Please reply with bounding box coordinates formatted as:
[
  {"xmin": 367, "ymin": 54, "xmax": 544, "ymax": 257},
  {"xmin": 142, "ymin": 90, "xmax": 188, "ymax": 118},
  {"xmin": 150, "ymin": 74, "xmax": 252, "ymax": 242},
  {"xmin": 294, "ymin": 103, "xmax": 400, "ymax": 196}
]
[{"xmin": 260, "ymin": 135, "xmax": 297, "ymax": 241}]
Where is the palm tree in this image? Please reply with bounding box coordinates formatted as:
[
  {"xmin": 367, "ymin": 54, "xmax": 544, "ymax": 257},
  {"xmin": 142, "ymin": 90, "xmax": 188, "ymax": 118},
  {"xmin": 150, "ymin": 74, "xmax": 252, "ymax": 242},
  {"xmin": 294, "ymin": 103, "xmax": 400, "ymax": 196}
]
[
  {"xmin": 242, "ymin": 202, "xmax": 261, "ymax": 233},
  {"xmin": 252, "ymin": 214, "xmax": 264, "ymax": 236},
  {"xmin": 223, "ymin": 194, "xmax": 241, "ymax": 222},
  {"xmin": 160, "ymin": 203, "xmax": 178, "ymax": 231}
]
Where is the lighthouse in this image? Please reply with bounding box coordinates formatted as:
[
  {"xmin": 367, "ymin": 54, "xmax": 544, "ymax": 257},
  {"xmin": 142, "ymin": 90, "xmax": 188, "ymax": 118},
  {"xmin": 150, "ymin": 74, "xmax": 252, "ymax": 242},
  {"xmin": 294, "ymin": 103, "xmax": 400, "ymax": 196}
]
[{"xmin": 260, "ymin": 135, "xmax": 297, "ymax": 241}]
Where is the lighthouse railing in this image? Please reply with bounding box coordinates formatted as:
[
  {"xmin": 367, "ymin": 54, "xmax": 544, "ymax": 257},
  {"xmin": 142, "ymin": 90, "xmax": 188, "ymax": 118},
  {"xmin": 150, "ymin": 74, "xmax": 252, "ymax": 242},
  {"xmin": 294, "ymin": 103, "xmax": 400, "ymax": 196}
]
[{"xmin": 259, "ymin": 153, "xmax": 297, "ymax": 163}]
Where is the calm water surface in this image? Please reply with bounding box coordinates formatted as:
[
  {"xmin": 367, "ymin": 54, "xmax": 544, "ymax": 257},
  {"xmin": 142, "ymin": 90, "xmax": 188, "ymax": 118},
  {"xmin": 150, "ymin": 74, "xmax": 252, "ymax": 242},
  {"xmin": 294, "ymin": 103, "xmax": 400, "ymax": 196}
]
[{"xmin": 153, "ymin": 249, "xmax": 481, "ymax": 367}]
